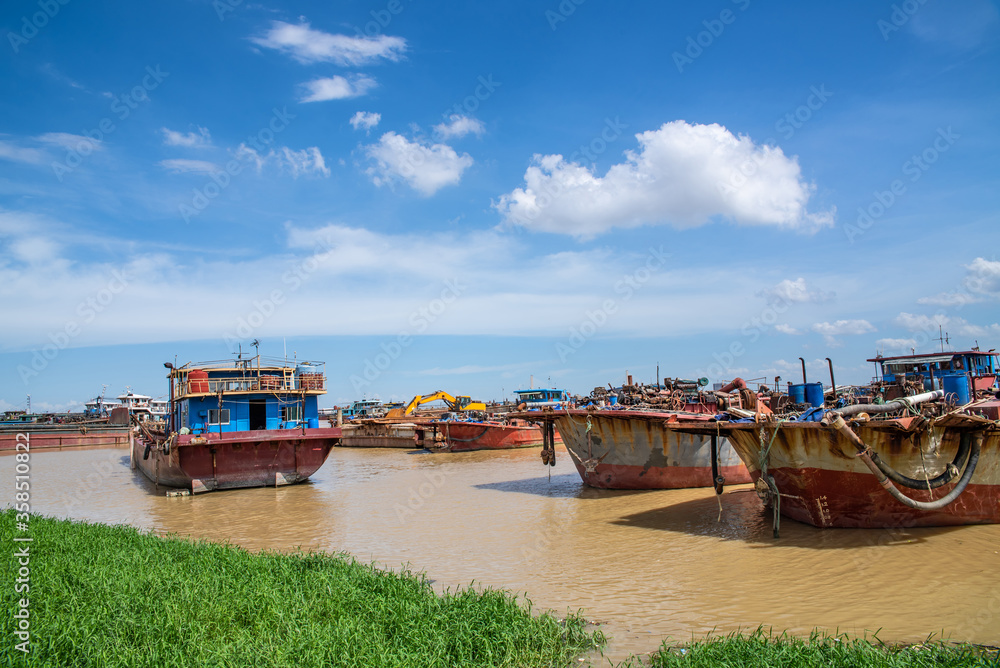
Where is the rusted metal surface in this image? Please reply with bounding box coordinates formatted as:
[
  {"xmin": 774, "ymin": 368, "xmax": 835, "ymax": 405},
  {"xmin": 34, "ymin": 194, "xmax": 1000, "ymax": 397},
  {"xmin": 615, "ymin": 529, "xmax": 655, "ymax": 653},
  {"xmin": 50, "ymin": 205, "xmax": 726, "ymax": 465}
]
[
  {"xmin": 720, "ymin": 419, "xmax": 1000, "ymax": 528},
  {"xmin": 519, "ymin": 409, "xmax": 751, "ymax": 489},
  {"xmin": 132, "ymin": 427, "xmax": 339, "ymax": 492},
  {"xmin": 337, "ymin": 421, "xmax": 420, "ymax": 449},
  {"xmin": 0, "ymin": 425, "xmax": 131, "ymax": 451},
  {"xmin": 414, "ymin": 419, "xmax": 553, "ymax": 452}
]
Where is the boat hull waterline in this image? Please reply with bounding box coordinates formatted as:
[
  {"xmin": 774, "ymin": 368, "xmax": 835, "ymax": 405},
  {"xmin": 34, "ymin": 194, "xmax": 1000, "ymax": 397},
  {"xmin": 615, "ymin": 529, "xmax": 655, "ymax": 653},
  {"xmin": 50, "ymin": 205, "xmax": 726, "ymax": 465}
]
[
  {"xmin": 548, "ymin": 410, "xmax": 751, "ymax": 490},
  {"xmin": 132, "ymin": 427, "xmax": 339, "ymax": 492},
  {"xmin": 720, "ymin": 419, "xmax": 1000, "ymax": 528}
]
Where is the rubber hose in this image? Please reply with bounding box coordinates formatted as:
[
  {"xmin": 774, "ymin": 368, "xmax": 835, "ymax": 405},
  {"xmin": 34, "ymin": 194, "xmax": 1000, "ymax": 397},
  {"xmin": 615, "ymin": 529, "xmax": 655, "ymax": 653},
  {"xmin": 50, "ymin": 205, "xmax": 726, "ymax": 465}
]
[
  {"xmin": 143, "ymin": 442, "xmax": 152, "ymax": 460},
  {"xmin": 827, "ymin": 416, "xmax": 982, "ymax": 511},
  {"xmin": 868, "ymin": 433, "xmax": 970, "ymax": 490}
]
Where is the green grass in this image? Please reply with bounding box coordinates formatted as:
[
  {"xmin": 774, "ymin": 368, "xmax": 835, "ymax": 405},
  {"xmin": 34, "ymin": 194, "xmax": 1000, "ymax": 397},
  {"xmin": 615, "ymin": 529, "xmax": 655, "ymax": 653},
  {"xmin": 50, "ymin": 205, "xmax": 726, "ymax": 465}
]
[
  {"xmin": 628, "ymin": 628, "xmax": 998, "ymax": 667},
  {"xmin": 0, "ymin": 510, "xmax": 602, "ymax": 667}
]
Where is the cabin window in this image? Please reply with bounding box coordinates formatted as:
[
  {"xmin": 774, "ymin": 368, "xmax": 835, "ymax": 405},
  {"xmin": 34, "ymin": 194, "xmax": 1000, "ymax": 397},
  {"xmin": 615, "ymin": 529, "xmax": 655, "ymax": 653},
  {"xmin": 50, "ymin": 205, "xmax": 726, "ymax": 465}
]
[
  {"xmin": 281, "ymin": 406, "xmax": 302, "ymax": 422},
  {"xmin": 208, "ymin": 409, "xmax": 230, "ymax": 425}
]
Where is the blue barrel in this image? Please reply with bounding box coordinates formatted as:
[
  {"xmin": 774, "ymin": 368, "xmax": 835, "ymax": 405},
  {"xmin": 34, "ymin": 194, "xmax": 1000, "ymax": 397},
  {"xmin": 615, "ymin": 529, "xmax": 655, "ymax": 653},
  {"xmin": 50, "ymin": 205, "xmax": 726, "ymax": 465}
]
[
  {"xmin": 307, "ymin": 417, "xmax": 320, "ymax": 429},
  {"xmin": 942, "ymin": 374, "xmax": 971, "ymax": 405},
  {"xmin": 788, "ymin": 383, "xmax": 806, "ymax": 404},
  {"xmin": 804, "ymin": 382, "xmax": 825, "ymax": 407},
  {"xmin": 609, "ymin": 395, "xmax": 618, "ymax": 405}
]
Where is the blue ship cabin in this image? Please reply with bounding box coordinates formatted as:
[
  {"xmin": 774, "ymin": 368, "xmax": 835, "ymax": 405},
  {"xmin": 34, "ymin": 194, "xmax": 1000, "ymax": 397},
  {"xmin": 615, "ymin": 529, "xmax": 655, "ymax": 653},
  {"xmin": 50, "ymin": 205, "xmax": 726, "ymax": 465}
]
[
  {"xmin": 868, "ymin": 349, "xmax": 999, "ymax": 394},
  {"xmin": 514, "ymin": 388, "xmax": 570, "ymax": 408},
  {"xmin": 166, "ymin": 357, "xmax": 326, "ymax": 433}
]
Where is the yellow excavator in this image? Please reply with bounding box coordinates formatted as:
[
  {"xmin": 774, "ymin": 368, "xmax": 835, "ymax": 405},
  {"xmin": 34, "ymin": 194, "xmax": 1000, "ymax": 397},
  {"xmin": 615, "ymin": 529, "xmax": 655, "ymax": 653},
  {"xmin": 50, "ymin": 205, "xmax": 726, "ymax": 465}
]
[{"xmin": 384, "ymin": 391, "xmax": 486, "ymax": 418}]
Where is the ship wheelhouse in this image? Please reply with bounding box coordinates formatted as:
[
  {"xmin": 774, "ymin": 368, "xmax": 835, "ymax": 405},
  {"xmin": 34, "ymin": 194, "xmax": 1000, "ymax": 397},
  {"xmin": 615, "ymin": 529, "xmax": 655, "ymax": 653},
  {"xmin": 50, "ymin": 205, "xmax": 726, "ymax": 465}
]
[{"xmin": 168, "ymin": 358, "xmax": 326, "ymax": 434}]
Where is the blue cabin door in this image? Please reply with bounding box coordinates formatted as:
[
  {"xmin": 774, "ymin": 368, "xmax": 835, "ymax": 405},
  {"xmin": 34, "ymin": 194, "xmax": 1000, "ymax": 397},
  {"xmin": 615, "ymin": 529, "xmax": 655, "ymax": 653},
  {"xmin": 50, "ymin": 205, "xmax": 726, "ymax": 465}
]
[{"xmin": 249, "ymin": 399, "xmax": 267, "ymax": 430}]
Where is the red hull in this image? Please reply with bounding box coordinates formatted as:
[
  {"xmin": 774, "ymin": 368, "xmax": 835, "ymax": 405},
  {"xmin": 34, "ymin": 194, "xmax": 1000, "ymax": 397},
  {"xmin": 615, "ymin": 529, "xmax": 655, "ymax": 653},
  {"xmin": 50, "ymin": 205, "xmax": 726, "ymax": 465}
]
[
  {"xmin": 415, "ymin": 420, "xmax": 557, "ymax": 452},
  {"xmin": 573, "ymin": 461, "xmax": 750, "ymax": 490},
  {"xmin": 1, "ymin": 427, "xmax": 130, "ymax": 451},
  {"xmin": 754, "ymin": 467, "xmax": 999, "ymax": 528},
  {"xmin": 529, "ymin": 409, "xmax": 752, "ymax": 490},
  {"xmin": 719, "ymin": 419, "xmax": 1000, "ymax": 528},
  {"xmin": 133, "ymin": 427, "xmax": 339, "ymax": 492}
]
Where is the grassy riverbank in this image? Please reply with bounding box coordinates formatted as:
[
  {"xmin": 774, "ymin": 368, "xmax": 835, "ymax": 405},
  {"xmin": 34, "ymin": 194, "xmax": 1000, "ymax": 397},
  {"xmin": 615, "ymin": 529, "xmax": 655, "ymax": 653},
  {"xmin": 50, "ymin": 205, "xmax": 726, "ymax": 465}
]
[
  {"xmin": 633, "ymin": 628, "xmax": 998, "ymax": 667},
  {"xmin": 0, "ymin": 511, "xmax": 601, "ymax": 667}
]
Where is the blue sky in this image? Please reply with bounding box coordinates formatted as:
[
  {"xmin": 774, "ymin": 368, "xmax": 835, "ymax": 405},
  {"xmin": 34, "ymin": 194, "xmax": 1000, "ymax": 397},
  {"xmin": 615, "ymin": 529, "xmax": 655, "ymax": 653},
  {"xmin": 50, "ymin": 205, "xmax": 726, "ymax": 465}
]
[{"xmin": 2, "ymin": 0, "xmax": 999, "ymax": 411}]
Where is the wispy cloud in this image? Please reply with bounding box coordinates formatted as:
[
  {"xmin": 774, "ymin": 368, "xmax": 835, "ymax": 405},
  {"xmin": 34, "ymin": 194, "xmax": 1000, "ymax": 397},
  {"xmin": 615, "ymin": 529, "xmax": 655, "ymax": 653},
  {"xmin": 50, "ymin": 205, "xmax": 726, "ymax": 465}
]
[
  {"xmin": 812, "ymin": 319, "xmax": 875, "ymax": 346},
  {"xmin": 161, "ymin": 127, "xmax": 212, "ymax": 148},
  {"xmin": 235, "ymin": 145, "xmax": 330, "ymax": 178},
  {"xmin": 251, "ymin": 21, "xmax": 406, "ymax": 65},
  {"xmin": 433, "ymin": 115, "xmax": 485, "ymax": 140},
  {"xmin": 300, "ymin": 75, "xmax": 377, "ymax": 103},
  {"xmin": 158, "ymin": 159, "xmax": 221, "ymax": 175},
  {"xmin": 758, "ymin": 277, "xmax": 835, "ymax": 305}
]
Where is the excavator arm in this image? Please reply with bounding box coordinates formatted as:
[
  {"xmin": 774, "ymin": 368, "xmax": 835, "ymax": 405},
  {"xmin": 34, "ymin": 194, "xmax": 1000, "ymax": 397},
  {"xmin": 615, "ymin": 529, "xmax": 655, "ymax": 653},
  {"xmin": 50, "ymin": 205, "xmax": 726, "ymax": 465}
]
[{"xmin": 385, "ymin": 391, "xmax": 486, "ymax": 418}]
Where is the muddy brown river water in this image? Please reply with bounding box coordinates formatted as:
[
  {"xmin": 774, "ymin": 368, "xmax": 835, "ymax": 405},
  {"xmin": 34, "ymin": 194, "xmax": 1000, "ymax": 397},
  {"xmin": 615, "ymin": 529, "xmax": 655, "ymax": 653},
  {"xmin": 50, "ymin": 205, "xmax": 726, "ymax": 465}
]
[{"xmin": 5, "ymin": 444, "xmax": 999, "ymax": 662}]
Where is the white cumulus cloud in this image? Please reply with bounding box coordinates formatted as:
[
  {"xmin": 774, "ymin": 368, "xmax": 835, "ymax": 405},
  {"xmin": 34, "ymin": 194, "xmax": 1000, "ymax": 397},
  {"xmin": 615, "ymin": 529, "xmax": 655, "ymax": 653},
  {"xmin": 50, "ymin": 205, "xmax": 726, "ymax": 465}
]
[
  {"xmin": 364, "ymin": 132, "xmax": 473, "ymax": 196},
  {"xmin": 300, "ymin": 75, "xmax": 377, "ymax": 103},
  {"xmin": 252, "ymin": 21, "xmax": 406, "ymax": 65},
  {"xmin": 965, "ymin": 257, "xmax": 1000, "ymax": 296},
  {"xmin": 350, "ymin": 111, "xmax": 381, "ymax": 133},
  {"xmin": 495, "ymin": 120, "xmax": 834, "ymax": 238},
  {"xmin": 434, "ymin": 115, "xmax": 485, "ymax": 140}
]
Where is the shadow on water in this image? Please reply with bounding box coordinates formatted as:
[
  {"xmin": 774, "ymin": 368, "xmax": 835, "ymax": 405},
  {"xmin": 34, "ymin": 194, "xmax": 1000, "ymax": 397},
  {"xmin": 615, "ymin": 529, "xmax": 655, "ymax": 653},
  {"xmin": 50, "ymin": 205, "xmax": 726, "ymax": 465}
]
[
  {"xmin": 612, "ymin": 488, "xmax": 965, "ymax": 548},
  {"xmin": 475, "ymin": 474, "xmax": 658, "ymax": 499}
]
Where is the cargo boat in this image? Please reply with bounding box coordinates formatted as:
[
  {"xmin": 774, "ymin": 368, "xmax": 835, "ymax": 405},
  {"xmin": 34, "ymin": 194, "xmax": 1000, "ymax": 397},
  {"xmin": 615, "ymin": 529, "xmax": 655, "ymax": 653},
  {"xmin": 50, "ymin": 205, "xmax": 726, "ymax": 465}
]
[
  {"xmin": 132, "ymin": 356, "xmax": 340, "ymax": 493},
  {"xmin": 517, "ymin": 408, "xmax": 751, "ymax": 489},
  {"xmin": 680, "ymin": 351, "xmax": 1000, "ymax": 530},
  {"xmin": 414, "ymin": 418, "xmax": 547, "ymax": 452},
  {"xmin": 512, "ymin": 378, "xmax": 753, "ymax": 489},
  {"xmin": 0, "ymin": 422, "xmax": 131, "ymax": 451}
]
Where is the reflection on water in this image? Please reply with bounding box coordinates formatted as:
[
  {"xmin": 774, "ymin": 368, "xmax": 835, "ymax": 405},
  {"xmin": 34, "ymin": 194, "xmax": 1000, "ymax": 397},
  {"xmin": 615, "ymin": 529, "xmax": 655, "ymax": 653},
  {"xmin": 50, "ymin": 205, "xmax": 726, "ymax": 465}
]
[{"xmin": 5, "ymin": 445, "xmax": 999, "ymax": 661}]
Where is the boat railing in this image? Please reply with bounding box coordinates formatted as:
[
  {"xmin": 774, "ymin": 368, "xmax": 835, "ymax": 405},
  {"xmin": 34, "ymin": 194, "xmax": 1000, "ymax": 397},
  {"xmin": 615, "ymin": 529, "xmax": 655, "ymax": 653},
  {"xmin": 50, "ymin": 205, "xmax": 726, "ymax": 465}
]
[{"xmin": 176, "ymin": 376, "xmax": 326, "ymax": 396}]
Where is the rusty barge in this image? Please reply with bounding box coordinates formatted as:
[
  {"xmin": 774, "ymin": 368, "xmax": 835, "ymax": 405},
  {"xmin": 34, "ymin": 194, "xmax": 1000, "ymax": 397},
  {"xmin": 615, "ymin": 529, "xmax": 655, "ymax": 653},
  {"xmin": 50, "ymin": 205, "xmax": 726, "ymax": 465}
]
[
  {"xmin": 132, "ymin": 355, "xmax": 340, "ymax": 493},
  {"xmin": 513, "ymin": 379, "xmax": 758, "ymax": 489},
  {"xmin": 675, "ymin": 350, "xmax": 1000, "ymax": 530}
]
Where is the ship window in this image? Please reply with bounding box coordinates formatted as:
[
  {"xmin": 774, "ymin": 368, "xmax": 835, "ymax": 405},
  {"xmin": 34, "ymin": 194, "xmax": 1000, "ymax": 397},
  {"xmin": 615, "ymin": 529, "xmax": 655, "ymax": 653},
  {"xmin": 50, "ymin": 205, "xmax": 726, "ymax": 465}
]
[
  {"xmin": 281, "ymin": 406, "xmax": 302, "ymax": 422},
  {"xmin": 208, "ymin": 409, "xmax": 230, "ymax": 425}
]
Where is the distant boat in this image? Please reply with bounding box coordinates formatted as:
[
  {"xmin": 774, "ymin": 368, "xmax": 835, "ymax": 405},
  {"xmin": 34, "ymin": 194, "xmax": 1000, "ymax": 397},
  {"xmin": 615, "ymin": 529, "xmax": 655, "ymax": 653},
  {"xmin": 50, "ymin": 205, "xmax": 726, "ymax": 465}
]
[{"xmin": 132, "ymin": 355, "xmax": 340, "ymax": 493}]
